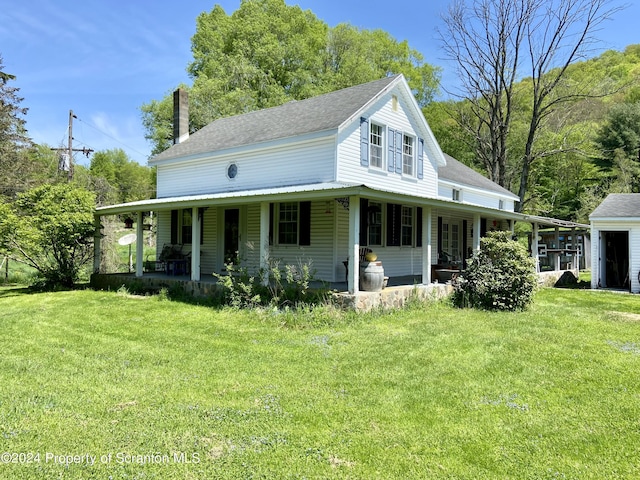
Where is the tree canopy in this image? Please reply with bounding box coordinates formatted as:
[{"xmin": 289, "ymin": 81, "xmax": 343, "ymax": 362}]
[{"xmin": 141, "ymin": 0, "xmax": 440, "ymax": 155}]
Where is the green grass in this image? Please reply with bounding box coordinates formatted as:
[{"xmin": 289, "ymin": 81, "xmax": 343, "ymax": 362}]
[{"xmin": 0, "ymin": 287, "xmax": 639, "ymax": 479}]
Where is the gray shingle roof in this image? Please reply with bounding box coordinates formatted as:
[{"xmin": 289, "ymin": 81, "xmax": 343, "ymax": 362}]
[
  {"xmin": 439, "ymin": 153, "xmax": 518, "ymax": 199},
  {"xmin": 590, "ymin": 193, "xmax": 640, "ymax": 218},
  {"xmin": 152, "ymin": 75, "xmax": 401, "ymax": 163}
]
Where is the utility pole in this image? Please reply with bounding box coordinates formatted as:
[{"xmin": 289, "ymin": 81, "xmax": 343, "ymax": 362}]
[{"xmin": 51, "ymin": 109, "xmax": 94, "ymax": 181}]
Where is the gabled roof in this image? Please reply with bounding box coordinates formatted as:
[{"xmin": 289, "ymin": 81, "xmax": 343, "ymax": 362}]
[
  {"xmin": 151, "ymin": 75, "xmax": 401, "ymax": 163},
  {"xmin": 590, "ymin": 193, "xmax": 640, "ymax": 219},
  {"xmin": 439, "ymin": 153, "xmax": 519, "ymax": 200}
]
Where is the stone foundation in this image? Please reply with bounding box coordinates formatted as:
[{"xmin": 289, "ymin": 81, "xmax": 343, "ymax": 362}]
[{"xmin": 332, "ymin": 283, "xmax": 453, "ymax": 312}]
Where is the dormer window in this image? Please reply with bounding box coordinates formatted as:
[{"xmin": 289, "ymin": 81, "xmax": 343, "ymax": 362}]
[
  {"xmin": 452, "ymin": 189, "xmax": 461, "ymax": 201},
  {"xmin": 370, "ymin": 123, "xmax": 384, "ymax": 169}
]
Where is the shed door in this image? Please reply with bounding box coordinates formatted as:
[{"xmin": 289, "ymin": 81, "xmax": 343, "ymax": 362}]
[{"xmin": 601, "ymin": 231, "xmax": 629, "ymax": 290}]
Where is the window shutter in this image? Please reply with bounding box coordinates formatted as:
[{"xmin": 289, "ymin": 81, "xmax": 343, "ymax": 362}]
[
  {"xmin": 269, "ymin": 203, "xmax": 274, "ymax": 246},
  {"xmin": 386, "ymin": 203, "xmax": 401, "ymax": 246},
  {"xmin": 299, "ymin": 201, "xmax": 311, "ymax": 246},
  {"xmin": 437, "ymin": 216, "xmax": 442, "ymax": 259},
  {"xmin": 387, "ymin": 128, "xmax": 395, "ymax": 172},
  {"xmin": 481, "ymin": 218, "xmax": 487, "ymax": 238},
  {"xmin": 416, "ymin": 207, "xmax": 423, "ymax": 247},
  {"xmin": 360, "ymin": 198, "xmax": 369, "ymax": 246},
  {"xmin": 417, "ymin": 138, "xmax": 424, "ymax": 179},
  {"xmin": 360, "ymin": 117, "xmax": 369, "ymax": 167},
  {"xmin": 395, "ymin": 130, "xmax": 402, "ymax": 174},
  {"xmin": 170, "ymin": 209, "xmax": 178, "ymax": 245}
]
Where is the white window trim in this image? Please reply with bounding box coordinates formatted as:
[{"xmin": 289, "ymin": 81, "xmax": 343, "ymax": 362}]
[
  {"xmin": 369, "ymin": 122, "xmax": 384, "ymax": 170},
  {"xmin": 402, "ymin": 134, "xmax": 415, "ymax": 177}
]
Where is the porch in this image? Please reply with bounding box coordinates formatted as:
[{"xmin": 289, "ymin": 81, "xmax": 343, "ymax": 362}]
[{"xmin": 89, "ymin": 271, "xmax": 453, "ymax": 312}]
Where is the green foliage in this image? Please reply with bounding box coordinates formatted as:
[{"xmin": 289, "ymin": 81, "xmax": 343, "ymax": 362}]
[
  {"xmin": 213, "ymin": 256, "xmax": 319, "ymax": 309},
  {"xmin": 452, "ymin": 231, "xmax": 538, "ymax": 311},
  {"xmin": 89, "ymin": 148, "xmax": 155, "ymax": 204},
  {"xmin": 2, "ymin": 183, "xmax": 96, "ymax": 288},
  {"xmin": 142, "ymin": 0, "xmax": 440, "ymax": 154}
]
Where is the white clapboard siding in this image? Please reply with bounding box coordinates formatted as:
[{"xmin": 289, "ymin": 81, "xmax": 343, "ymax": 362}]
[
  {"xmin": 336, "ymin": 93, "xmax": 439, "ymax": 199},
  {"xmin": 156, "ymin": 210, "xmax": 171, "ymax": 256},
  {"xmin": 268, "ymin": 200, "xmax": 337, "ymax": 281},
  {"xmin": 201, "ymin": 207, "xmax": 218, "ymax": 275},
  {"xmin": 157, "ymin": 137, "xmax": 336, "ymax": 198}
]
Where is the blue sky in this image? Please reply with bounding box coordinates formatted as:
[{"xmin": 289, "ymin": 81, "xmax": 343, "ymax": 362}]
[{"xmin": 1, "ymin": 0, "xmax": 638, "ymax": 165}]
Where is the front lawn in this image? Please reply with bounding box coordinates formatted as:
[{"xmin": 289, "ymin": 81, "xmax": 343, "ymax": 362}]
[{"xmin": 0, "ymin": 287, "xmax": 638, "ymax": 478}]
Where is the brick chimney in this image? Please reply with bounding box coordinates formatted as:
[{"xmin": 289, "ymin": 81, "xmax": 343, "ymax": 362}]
[{"xmin": 173, "ymin": 88, "xmax": 189, "ymax": 144}]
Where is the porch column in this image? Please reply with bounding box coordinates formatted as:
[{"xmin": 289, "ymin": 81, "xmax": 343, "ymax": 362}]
[
  {"xmin": 259, "ymin": 202, "xmax": 270, "ymax": 286},
  {"xmin": 348, "ymin": 195, "xmax": 360, "ymax": 294},
  {"xmin": 135, "ymin": 212, "xmax": 144, "ymax": 278},
  {"xmin": 473, "ymin": 214, "xmax": 481, "ymax": 251},
  {"xmin": 554, "ymin": 226, "xmax": 561, "ymax": 271},
  {"xmin": 191, "ymin": 206, "xmax": 201, "ymax": 281},
  {"xmin": 422, "ymin": 207, "xmax": 432, "ymax": 284},
  {"xmin": 93, "ymin": 214, "xmax": 102, "ymax": 273},
  {"xmin": 532, "ymin": 222, "xmax": 540, "ymax": 273}
]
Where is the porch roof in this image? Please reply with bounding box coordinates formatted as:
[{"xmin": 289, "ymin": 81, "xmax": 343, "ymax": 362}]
[
  {"xmin": 95, "ymin": 181, "xmax": 522, "ymax": 219},
  {"xmin": 95, "ymin": 182, "xmax": 579, "ymax": 228}
]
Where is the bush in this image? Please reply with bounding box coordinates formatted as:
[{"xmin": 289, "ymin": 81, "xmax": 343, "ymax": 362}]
[
  {"xmin": 452, "ymin": 231, "xmax": 538, "ymax": 311},
  {"xmin": 213, "ymin": 257, "xmax": 322, "ymax": 309}
]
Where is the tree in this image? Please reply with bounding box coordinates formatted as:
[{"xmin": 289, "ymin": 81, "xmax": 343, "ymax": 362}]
[
  {"xmin": 596, "ymin": 102, "xmax": 640, "ymax": 164},
  {"xmin": 142, "ymin": 0, "xmax": 440, "ymax": 154},
  {"xmin": 89, "ymin": 149, "xmax": 155, "ymax": 204},
  {"xmin": 0, "ymin": 54, "xmax": 33, "ymax": 198},
  {"xmin": 1, "ymin": 184, "xmax": 96, "ymax": 287},
  {"xmin": 439, "ymin": 0, "xmax": 623, "ymax": 211}
]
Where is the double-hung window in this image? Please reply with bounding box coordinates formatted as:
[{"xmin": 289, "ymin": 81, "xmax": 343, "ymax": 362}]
[
  {"xmin": 370, "ymin": 123, "xmax": 383, "ymax": 169},
  {"xmin": 402, "ymin": 134, "xmax": 414, "ymax": 176},
  {"xmin": 278, "ymin": 202, "xmax": 299, "ymax": 245},
  {"xmin": 271, "ymin": 201, "xmax": 312, "ymax": 246}
]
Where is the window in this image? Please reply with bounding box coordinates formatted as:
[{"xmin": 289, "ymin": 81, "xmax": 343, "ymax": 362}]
[
  {"xmin": 272, "ymin": 201, "xmax": 311, "ymax": 246},
  {"xmin": 440, "ymin": 221, "xmax": 460, "ymax": 261},
  {"xmin": 370, "ymin": 123, "xmax": 383, "ymax": 168},
  {"xmin": 170, "ymin": 208, "xmax": 203, "ymax": 245},
  {"xmin": 499, "ymin": 199, "xmax": 504, "ymax": 210},
  {"xmin": 452, "ymin": 189, "xmax": 461, "ymax": 201},
  {"xmin": 401, "ymin": 206, "xmax": 413, "ymax": 246},
  {"xmin": 278, "ymin": 202, "xmax": 298, "ymax": 245},
  {"xmin": 386, "ymin": 203, "xmax": 416, "ymax": 247},
  {"xmin": 402, "ymin": 134, "xmax": 414, "ymax": 176}
]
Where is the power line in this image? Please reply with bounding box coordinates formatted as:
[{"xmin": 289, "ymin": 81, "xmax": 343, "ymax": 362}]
[{"xmin": 75, "ymin": 115, "xmax": 149, "ymax": 161}]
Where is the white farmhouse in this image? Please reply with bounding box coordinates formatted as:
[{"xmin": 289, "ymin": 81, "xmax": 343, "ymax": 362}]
[{"xmin": 93, "ymin": 74, "xmax": 582, "ymax": 302}]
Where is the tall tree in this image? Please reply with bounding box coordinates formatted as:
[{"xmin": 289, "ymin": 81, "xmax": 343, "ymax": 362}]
[
  {"xmin": 142, "ymin": 0, "xmax": 440, "ymax": 155},
  {"xmin": 439, "ymin": 0, "xmax": 623, "ymax": 211},
  {"xmin": 0, "ymin": 54, "xmax": 33, "ymax": 198},
  {"xmin": 89, "ymin": 149, "xmax": 156, "ymax": 205}
]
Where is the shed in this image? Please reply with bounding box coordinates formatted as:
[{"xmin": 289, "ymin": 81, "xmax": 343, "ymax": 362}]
[{"xmin": 590, "ymin": 193, "xmax": 640, "ymax": 292}]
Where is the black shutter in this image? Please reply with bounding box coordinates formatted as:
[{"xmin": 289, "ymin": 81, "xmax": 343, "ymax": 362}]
[
  {"xmin": 462, "ymin": 220, "xmax": 468, "ymax": 268},
  {"xmin": 386, "ymin": 203, "xmax": 401, "ymax": 246},
  {"xmin": 437, "ymin": 216, "xmax": 443, "ymax": 260},
  {"xmin": 170, "ymin": 209, "xmax": 178, "ymax": 245},
  {"xmin": 299, "ymin": 201, "xmax": 311, "ymax": 246},
  {"xmin": 360, "ymin": 198, "xmax": 369, "ymax": 246},
  {"xmin": 416, "ymin": 207, "xmax": 423, "ymax": 247},
  {"xmin": 269, "ymin": 203, "xmax": 274, "ymax": 246},
  {"xmin": 481, "ymin": 218, "xmax": 487, "ymax": 238}
]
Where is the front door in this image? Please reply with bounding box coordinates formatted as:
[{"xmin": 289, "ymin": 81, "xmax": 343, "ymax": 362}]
[
  {"xmin": 224, "ymin": 208, "xmax": 240, "ymax": 265},
  {"xmin": 602, "ymin": 231, "xmax": 629, "ymax": 290}
]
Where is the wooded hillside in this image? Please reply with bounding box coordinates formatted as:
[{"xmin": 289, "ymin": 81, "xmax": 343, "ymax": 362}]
[{"xmin": 426, "ymin": 44, "xmax": 640, "ymax": 223}]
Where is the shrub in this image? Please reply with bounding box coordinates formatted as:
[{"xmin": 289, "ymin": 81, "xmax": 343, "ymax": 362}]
[
  {"xmin": 213, "ymin": 256, "xmax": 320, "ymax": 309},
  {"xmin": 452, "ymin": 231, "xmax": 538, "ymax": 311}
]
